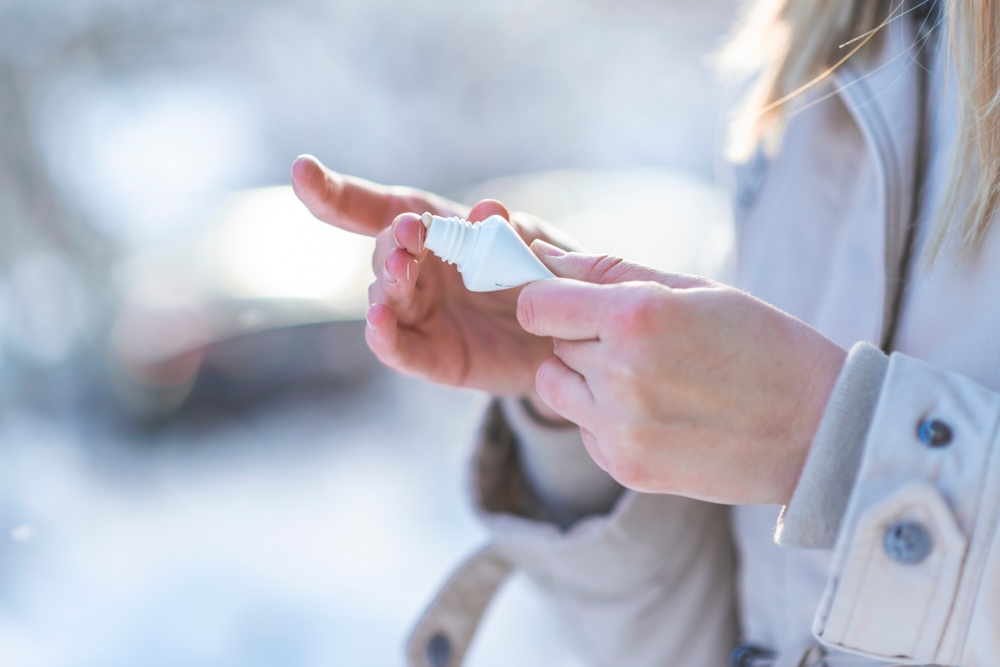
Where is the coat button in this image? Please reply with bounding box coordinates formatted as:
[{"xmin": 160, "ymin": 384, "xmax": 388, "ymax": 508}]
[
  {"xmin": 917, "ymin": 418, "xmax": 952, "ymax": 447},
  {"xmin": 884, "ymin": 521, "xmax": 932, "ymax": 564},
  {"xmin": 426, "ymin": 632, "xmax": 452, "ymax": 667}
]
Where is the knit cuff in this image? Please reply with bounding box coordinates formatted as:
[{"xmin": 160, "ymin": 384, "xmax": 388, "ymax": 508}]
[
  {"xmin": 499, "ymin": 396, "xmax": 622, "ymax": 529},
  {"xmin": 776, "ymin": 342, "xmax": 889, "ymax": 548}
]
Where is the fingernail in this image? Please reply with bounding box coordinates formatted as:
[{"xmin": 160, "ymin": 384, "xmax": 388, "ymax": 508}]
[
  {"xmin": 365, "ymin": 306, "xmax": 377, "ymax": 333},
  {"xmin": 405, "ymin": 262, "xmax": 411, "ymax": 281},
  {"xmin": 532, "ymin": 239, "xmax": 567, "ymax": 257},
  {"xmin": 383, "ymin": 266, "xmax": 398, "ymax": 284}
]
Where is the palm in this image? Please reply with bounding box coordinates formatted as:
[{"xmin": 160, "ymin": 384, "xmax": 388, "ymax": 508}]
[{"xmin": 408, "ymin": 257, "xmax": 552, "ymax": 394}]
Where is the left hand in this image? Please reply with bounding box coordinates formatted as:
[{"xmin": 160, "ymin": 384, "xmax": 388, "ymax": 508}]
[
  {"xmin": 290, "ymin": 155, "xmax": 573, "ymax": 396},
  {"xmin": 517, "ymin": 242, "xmax": 847, "ymax": 505}
]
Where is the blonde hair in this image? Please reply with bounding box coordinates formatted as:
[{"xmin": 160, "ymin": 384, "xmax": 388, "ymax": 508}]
[{"xmin": 721, "ymin": 0, "xmax": 998, "ymax": 261}]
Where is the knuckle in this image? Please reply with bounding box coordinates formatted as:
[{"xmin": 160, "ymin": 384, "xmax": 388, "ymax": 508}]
[
  {"xmin": 534, "ymin": 357, "xmax": 559, "ymax": 396},
  {"xmin": 589, "ymin": 254, "xmax": 628, "ymax": 283},
  {"xmin": 516, "ymin": 293, "xmax": 536, "ymax": 331},
  {"xmin": 534, "ymin": 360, "xmax": 571, "ymax": 415},
  {"xmin": 551, "ymin": 338, "xmax": 571, "ymax": 361},
  {"xmin": 613, "ymin": 284, "xmax": 673, "ymax": 339},
  {"xmin": 614, "ymin": 298, "xmax": 655, "ymax": 337}
]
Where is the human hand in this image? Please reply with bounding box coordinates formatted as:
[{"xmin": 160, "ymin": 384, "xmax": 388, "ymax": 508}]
[
  {"xmin": 516, "ymin": 243, "xmax": 847, "ymax": 505},
  {"xmin": 291, "ymin": 155, "xmax": 568, "ymax": 395}
]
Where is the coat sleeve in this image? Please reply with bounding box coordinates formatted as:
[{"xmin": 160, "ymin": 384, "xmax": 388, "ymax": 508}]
[
  {"xmin": 779, "ymin": 342, "xmax": 1000, "ymax": 666},
  {"xmin": 469, "ymin": 400, "xmax": 739, "ymax": 667}
]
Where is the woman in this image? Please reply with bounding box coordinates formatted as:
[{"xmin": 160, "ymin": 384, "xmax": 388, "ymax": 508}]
[{"xmin": 292, "ymin": 0, "xmax": 999, "ymax": 664}]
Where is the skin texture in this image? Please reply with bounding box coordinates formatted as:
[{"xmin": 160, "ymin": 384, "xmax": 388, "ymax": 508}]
[
  {"xmin": 292, "ymin": 156, "xmax": 846, "ymax": 505},
  {"xmin": 520, "ymin": 243, "xmax": 847, "ymax": 505}
]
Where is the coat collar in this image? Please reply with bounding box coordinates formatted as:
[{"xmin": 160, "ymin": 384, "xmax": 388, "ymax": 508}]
[{"xmin": 832, "ymin": 12, "xmax": 928, "ymax": 349}]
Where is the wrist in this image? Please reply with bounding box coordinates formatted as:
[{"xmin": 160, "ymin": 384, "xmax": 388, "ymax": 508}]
[
  {"xmin": 783, "ymin": 343, "xmax": 849, "ymax": 504},
  {"xmin": 496, "ymin": 396, "xmax": 622, "ymax": 526}
]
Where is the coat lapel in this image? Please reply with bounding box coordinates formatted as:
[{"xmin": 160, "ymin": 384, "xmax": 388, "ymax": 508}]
[{"xmin": 832, "ymin": 13, "xmax": 928, "ymax": 350}]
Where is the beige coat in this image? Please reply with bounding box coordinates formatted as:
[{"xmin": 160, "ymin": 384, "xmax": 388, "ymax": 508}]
[{"xmin": 408, "ymin": 13, "xmax": 1000, "ymax": 667}]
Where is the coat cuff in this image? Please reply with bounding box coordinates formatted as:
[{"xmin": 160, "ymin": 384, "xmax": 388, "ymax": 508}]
[
  {"xmin": 776, "ymin": 342, "xmax": 889, "ymax": 549},
  {"xmin": 813, "ymin": 353, "xmax": 1000, "ymax": 663}
]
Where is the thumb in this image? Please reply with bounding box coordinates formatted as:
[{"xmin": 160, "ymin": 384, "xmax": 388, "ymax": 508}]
[{"xmin": 531, "ymin": 239, "xmax": 709, "ymax": 288}]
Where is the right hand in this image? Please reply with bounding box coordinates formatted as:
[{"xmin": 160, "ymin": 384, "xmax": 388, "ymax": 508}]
[{"xmin": 291, "ymin": 154, "xmax": 571, "ymax": 396}]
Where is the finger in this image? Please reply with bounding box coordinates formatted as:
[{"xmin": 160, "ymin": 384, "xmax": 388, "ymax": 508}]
[
  {"xmin": 382, "ymin": 247, "xmax": 419, "ymax": 293},
  {"xmin": 291, "ymin": 155, "xmax": 460, "ymax": 237},
  {"xmin": 369, "ymin": 248, "xmax": 422, "ymax": 323},
  {"xmin": 372, "ymin": 227, "xmax": 394, "ymax": 275},
  {"xmin": 534, "ymin": 356, "xmax": 595, "ymax": 428},
  {"xmin": 531, "ymin": 240, "xmax": 711, "ymax": 288},
  {"xmin": 364, "ymin": 303, "xmax": 435, "ymax": 373},
  {"xmin": 371, "ymin": 215, "xmax": 424, "ymax": 274},
  {"xmin": 365, "ymin": 304, "xmax": 410, "ymax": 370},
  {"xmin": 467, "ymin": 199, "xmax": 510, "ymax": 224},
  {"xmin": 579, "ymin": 427, "xmax": 612, "ymax": 474},
  {"xmin": 292, "ymin": 155, "xmax": 392, "ymax": 236},
  {"xmin": 552, "ymin": 338, "xmax": 601, "ymax": 373},
  {"xmin": 391, "ymin": 213, "xmax": 427, "ymax": 258},
  {"xmin": 517, "ymin": 279, "xmax": 611, "ymax": 340}
]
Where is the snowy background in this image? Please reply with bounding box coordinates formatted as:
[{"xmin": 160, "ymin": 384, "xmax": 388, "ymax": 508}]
[{"xmin": 0, "ymin": 0, "xmax": 737, "ymax": 664}]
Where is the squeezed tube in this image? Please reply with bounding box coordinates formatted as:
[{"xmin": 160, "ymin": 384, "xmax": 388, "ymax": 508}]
[{"xmin": 421, "ymin": 213, "xmax": 555, "ymax": 292}]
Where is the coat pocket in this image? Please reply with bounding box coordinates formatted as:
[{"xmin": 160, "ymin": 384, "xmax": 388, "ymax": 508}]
[{"xmin": 815, "ymin": 483, "xmax": 967, "ymax": 662}]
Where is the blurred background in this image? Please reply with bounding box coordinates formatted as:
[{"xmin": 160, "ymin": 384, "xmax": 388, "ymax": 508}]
[{"xmin": 0, "ymin": 0, "xmax": 737, "ymax": 664}]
